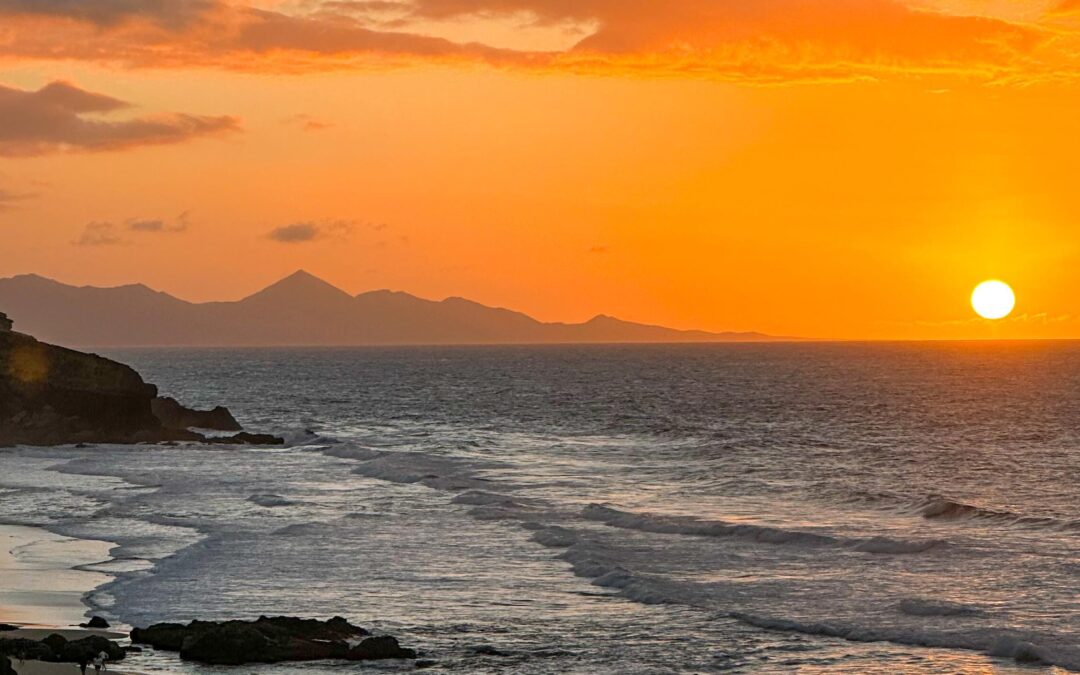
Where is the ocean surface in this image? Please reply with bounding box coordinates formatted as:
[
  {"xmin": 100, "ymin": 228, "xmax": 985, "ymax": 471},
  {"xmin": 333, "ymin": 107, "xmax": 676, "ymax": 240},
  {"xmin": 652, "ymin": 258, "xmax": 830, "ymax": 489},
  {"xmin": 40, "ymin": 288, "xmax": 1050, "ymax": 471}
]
[{"xmin": 2, "ymin": 343, "xmax": 1079, "ymax": 673}]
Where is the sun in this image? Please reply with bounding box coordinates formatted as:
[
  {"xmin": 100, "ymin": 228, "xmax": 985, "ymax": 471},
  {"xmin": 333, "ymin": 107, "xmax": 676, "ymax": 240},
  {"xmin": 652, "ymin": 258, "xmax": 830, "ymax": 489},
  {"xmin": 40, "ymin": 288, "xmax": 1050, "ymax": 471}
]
[{"xmin": 971, "ymin": 280, "xmax": 1016, "ymax": 320}]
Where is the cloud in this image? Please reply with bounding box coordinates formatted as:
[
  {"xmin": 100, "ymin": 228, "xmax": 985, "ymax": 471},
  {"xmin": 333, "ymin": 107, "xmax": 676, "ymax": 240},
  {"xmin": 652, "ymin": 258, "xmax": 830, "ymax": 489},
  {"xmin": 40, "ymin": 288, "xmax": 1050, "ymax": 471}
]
[
  {"xmin": 0, "ymin": 81, "xmax": 239, "ymax": 157},
  {"xmin": 0, "ymin": 187, "xmax": 33, "ymax": 210},
  {"xmin": 0, "ymin": 0, "xmax": 213, "ymax": 26},
  {"xmin": 74, "ymin": 221, "xmax": 124, "ymax": 246},
  {"xmin": 266, "ymin": 220, "xmax": 355, "ymax": 243},
  {"xmin": 283, "ymin": 114, "xmax": 332, "ymax": 131},
  {"xmin": 0, "ymin": 0, "xmax": 1061, "ymax": 83},
  {"xmin": 128, "ymin": 212, "xmax": 189, "ymax": 232},
  {"xmin": 73, "ymin": 213, "xmax": 190, "ymax": 245}
]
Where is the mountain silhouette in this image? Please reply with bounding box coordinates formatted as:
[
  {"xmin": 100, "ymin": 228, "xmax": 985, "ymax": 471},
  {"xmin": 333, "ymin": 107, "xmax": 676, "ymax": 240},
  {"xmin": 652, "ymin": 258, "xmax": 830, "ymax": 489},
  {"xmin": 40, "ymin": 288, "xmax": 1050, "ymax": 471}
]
[{"xmin": 0, "ymin": 271, "xmax": 789, "ymax": 347}]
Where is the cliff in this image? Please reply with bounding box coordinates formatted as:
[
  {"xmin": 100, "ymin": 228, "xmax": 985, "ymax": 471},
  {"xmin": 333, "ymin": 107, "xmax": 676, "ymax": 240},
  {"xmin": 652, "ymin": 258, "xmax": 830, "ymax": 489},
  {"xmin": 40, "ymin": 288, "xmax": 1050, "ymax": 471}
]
[
  {"xmin": 0, "ymin": 329, "xmax": 163, "ymax": 445},
  {"xmin": 0, "ymin": 328, "xmax": 282, "ymax": 447}
]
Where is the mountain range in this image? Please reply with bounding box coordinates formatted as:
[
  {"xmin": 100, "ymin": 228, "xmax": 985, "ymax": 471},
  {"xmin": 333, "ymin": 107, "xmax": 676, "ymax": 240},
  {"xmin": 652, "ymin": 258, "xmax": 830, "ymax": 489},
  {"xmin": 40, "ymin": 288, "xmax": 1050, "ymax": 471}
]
[{"xmin": 0, "ymin": 271, "xmax": 788, "ymax": 347}]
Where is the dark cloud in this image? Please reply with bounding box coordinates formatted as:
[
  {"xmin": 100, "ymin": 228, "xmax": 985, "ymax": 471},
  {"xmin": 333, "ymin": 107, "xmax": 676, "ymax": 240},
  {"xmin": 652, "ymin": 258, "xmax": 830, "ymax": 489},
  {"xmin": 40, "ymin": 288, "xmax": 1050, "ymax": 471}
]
[
  {"xmin": 74, "ymin": 213, "xmax": 190, "ymax": 245},
  {"xmin": 128, "ymin": 213, "xmax": 188, "ymax": 232},
  {"xmin": 266, "ymin": 220, "xmax": 355, "ymax": 243},
  {"xmin": 0, "ymin": 81, "xmax": 239, "ymax": 157},
  {"xmin": 0, "ymin": 0, "xmax": 213, "ymax": 26}
]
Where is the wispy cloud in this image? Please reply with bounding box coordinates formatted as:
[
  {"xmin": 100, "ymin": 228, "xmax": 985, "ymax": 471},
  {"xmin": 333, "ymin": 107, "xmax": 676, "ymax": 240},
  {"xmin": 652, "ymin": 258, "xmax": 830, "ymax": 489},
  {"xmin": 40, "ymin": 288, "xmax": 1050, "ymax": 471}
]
[
  {"xmin": 283, "ymin": 114, "xmax": 332, "ymax": 131},
  {"xmin": 266, "ymin": 219, "xmax": 355, "ymax": 243},
  {"xmin": 73, "ymin": 213, "xmax": 191, "ymax": 246},
  {"xmin": 74, "ymin": 221, "xmax": 125, "ymax": 246},
  {"xmin": 0, "ymin": 81, "xmax": 239, "ymax": 157}
]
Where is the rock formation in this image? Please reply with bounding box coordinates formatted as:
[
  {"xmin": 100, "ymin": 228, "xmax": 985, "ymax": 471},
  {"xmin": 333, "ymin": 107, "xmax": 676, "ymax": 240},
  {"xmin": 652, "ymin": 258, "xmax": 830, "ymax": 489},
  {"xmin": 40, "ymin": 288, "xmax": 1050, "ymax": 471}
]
[
  {"xmin": 152, "ymin": 397, "xmax": 241, "ymax": 431},
  {"xmin": 0, "ymin": 324, "xmax": 281, "ymax": 447},
  {"xmin": 131, "ymin": 616, "xmax": 416, "ymax": 665}
]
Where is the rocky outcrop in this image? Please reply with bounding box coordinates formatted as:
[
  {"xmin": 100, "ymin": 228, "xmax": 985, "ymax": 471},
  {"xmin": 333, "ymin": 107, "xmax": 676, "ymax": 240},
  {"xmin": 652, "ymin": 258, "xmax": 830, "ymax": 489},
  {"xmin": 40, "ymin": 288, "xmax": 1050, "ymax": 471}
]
[
  {"xmin": 131, "ymin": 616, "xmax": 416, "ymax": 665},
  {"xmin": 0, "ymin": 329, "xmax": 282, "ymax": 447},
  {"xmin": 0, "ymin": 330, "xmax": 162, "ymax": 446},
  {"xmin": 152, "ymin": 397, "xmax": 241, "ymax": 431},
  {"xmin": 0, "ymin": 634, "xmax": 124, "ymax": 665}
]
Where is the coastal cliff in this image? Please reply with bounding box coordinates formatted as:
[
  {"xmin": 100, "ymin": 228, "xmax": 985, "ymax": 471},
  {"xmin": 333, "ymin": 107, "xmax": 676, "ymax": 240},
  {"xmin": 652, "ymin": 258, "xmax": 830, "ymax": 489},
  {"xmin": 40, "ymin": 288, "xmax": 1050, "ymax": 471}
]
[
  {"xmin": 0, "ymin": 315, "xmax": 280, "ymax": 447},
  {"xmin": 0, "ymin": 327, "xmax": 164, "ymax": 446}
]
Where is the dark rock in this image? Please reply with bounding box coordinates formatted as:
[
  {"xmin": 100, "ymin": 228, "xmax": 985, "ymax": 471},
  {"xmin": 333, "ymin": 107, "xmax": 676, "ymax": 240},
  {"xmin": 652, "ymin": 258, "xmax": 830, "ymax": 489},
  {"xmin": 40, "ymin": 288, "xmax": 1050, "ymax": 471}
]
[
  {"xmin": 0, "ymin": 654, "xmax": 14, "ymax": 675},
  {"xmin": 0, "ymin": 638, "xmax": 55, "ymax": 661},
  {"xmin": 347, "ymin": 635, "xmax": 416, "ymax": 661},
  {"xmin": 59, "ymin": 636, "xmax": 125, "ymax": 664},
  {"xmin": 41, "ymin": 634, "xmax": 66, "ymax": 654},
  {"xmin": 132, "ymin": 616, "xmax": 395, "ymax": 666},
  {"xmin": 151, "ymin": 397, "xmax": 242, "ymax": 431},
  {"xmin": 416, "ymin": 659, "xmax": 438, "ymax": 669},
  {"xmin": 469, "ymin": 644, "xmax": 511, "ymax": 656},
  {"xmin": 179, "ymin": 624, "xmax": 270, "ymax": 665},
  {"xmin": 0, "ymin": 626, "xmax": 17, "ymax": 632},
  {"xmin": 0, "ymin": 330, "xmax": 160, "ymax": 446},
  {"xmin": 79, "ymin": 617, "xmax": 110, "ymax": 629},
  {"xmin": 0, "ymin": 329, "xmax": 280, "ymax": 447}
]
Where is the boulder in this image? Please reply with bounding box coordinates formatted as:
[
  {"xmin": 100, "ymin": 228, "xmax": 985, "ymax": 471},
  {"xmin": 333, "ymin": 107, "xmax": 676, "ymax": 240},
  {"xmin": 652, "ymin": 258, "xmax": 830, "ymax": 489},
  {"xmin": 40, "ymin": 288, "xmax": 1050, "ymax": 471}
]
[
  {"xmin": 58, "ymin": 636, "xmax": 125, "ymax": 664},
  {"xmin": 79, "ymin": 617, "xmax": 110, "ymax": 629},
  {"xmin": 0, "ymin": 655, "xmax": 14, "ymax": 675},
  {"xmin": 151, "ymin": 397, "xmax": 242, "ymax": 431},
  {"xmin": 0, "ymin": 639, "xmax": 54, "ymax": 661},
  {"xmin": 347, "ymin": 636, "xmax": 417, "ymax": 661},
  {"xmin": 132, "ymin": 616, "xmax": 402, "ymax": 665},
  {"xmin": 40, "ymin": 634, "xmax": 66, "ymax": 655}
]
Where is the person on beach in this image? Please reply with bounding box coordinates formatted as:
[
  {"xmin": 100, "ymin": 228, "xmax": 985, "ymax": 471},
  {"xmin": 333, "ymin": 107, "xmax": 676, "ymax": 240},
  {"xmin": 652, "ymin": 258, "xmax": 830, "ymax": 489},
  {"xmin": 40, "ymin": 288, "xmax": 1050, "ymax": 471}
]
[
  {"xmin": 92, "ymin": 652, "xmax": 104, "ymax": 673},
  {"xmin": 78, "ymin": 657, "xmax": 88, "ymax": 675},
  {"xmin": 99, "ymin": 650, "xmax": 110, "ymax": 671}
]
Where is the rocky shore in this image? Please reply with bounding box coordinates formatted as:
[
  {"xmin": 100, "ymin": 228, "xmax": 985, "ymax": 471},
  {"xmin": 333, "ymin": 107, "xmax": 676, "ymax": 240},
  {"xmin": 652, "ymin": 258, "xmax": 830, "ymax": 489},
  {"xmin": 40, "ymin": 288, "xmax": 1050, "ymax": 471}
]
[
  {"xmin": 0, "ymin": 314, "xmax": 281, "ymax": 447},
  {"xmin": 1, "ymin": 616, "xmax": 417, "ymax": 673}
]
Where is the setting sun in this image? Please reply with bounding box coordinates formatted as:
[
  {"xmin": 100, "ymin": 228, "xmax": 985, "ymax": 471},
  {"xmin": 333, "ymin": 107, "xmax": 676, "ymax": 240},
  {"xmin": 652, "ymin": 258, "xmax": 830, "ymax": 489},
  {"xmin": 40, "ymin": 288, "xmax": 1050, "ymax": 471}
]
[{"xmin": 972, "ymin": 281, "xmax": 1016, "ymax": 320}]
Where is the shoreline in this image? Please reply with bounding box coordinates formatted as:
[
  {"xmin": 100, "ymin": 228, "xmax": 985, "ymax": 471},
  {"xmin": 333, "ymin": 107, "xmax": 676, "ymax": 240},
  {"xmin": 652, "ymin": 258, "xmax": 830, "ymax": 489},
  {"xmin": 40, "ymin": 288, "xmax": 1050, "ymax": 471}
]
[{"xmin": 0, "ymin": 524, "xmax": 113, "ymax": 629}]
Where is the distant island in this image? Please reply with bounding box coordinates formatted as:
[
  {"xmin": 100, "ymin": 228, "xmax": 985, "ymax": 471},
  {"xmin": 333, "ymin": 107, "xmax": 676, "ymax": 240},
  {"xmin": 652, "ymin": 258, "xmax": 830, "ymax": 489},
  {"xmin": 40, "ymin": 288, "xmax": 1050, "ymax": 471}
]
[{"xmin": 0, "ymin": 271, "xmax": 792, "ymax": 348}]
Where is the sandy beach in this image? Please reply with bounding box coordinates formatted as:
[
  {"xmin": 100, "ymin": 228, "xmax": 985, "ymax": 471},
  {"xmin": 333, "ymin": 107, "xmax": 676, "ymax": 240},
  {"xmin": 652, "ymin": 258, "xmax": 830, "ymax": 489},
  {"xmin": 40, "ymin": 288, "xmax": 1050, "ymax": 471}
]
[{"xmin": 0, "ymin": 524, "xmax": 142, "ymax": 674}]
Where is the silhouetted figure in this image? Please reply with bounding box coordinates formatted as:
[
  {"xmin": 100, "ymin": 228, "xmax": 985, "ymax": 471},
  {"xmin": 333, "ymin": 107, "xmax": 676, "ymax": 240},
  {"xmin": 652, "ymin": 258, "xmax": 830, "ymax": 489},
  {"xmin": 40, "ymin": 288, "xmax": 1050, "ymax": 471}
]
[{"xmin": 78, "ymin": 658, "xmax": 89, "ymax": 674}]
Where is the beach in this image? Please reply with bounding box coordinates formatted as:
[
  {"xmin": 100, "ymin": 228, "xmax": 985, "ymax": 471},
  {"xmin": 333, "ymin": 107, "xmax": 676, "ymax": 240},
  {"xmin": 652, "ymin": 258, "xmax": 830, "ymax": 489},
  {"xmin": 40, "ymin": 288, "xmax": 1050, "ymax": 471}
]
[{"xmin": 0, "ymin": 524, "xmax": 139, "ymax": 674}]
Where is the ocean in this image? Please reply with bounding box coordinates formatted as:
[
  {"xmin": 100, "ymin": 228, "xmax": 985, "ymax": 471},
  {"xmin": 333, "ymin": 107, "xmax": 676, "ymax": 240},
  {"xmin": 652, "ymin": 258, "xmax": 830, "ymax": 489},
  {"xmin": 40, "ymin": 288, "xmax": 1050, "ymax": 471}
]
[{"xmin": 2, "ymin": 343, "xmax": 1078, "ymax": 673}]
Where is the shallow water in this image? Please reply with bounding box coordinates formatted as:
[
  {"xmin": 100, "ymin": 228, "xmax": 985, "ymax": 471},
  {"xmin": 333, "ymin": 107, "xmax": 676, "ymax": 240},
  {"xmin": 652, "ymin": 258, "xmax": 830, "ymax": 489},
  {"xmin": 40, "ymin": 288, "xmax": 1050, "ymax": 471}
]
[{"xmin": 1, "ymin": 343, "xmax": 1078, "ymax": 672}]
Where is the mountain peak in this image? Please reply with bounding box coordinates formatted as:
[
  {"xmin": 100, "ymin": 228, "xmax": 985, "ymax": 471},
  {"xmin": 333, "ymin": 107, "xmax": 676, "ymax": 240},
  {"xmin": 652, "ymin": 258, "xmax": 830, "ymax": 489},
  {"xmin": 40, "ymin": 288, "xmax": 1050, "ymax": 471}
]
[{"xmin": 241, "ymin": 270, "xmax": 352, "ymax": 305}]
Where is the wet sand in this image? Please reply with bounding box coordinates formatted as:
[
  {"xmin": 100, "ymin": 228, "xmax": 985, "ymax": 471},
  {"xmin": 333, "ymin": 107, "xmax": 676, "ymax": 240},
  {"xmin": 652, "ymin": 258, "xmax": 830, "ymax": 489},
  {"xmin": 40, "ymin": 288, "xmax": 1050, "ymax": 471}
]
[{"xmin": 0, "ymin": 524, "xmax": 114, "ymax": 628}]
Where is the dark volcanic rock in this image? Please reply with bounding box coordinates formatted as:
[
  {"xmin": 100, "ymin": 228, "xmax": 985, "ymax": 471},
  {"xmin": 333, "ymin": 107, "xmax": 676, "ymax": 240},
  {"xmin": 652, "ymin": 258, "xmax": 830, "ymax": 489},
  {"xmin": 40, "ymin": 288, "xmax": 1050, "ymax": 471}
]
[
  {"xmin": 59, "ymin": 636, "xmax": 125, "ymax": 664},
  {"xmin": 152, "ymin": 396, "xmax": 242, "ymax": 431},
  {"xmin": 131, "ymin": 616, "xmax": 412, "ymax": 666},
  {"xmin": 0, "ymin": 626, "xmax": 16, "ymax": 632},
  {"xmin": 0, "ymin": 328, "xmax": 280, "ymax": 447},
  {"xmin": 40, "ymin": 634, "xmax": 66, "ymax": 654},
  {"xmin": 348, "ymin": 636, "xmax": 416, "ymax": 660},
  {"xmin": 79, "ymin": 617, "xmax": 110, "ymax": 629},
  {"xmin": 0, "ymin": 330, "xmax": 161, "ymax": 446},
  {"xmin": 0, "ymin": 638, "xmax": 59, "ymax": 661},
  {"xmin": 0, "ymin": 654, "xmax": 14, "ymax": 675}
]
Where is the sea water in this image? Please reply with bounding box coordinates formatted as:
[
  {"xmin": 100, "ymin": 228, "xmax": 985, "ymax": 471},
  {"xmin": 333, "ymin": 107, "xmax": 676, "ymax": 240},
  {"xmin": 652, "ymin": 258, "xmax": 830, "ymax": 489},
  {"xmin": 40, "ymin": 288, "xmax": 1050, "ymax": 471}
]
[{"xmin": 1, "ymin": 343, "xmax": 1078, "ymax": 673}]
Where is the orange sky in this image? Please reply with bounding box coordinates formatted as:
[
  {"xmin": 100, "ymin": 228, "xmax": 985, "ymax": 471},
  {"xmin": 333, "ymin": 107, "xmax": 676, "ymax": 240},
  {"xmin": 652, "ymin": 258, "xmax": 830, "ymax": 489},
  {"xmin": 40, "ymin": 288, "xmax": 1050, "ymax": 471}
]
[{"xmin": 3, "ymin": 0, "xmax": 1080, "ymax": 340}]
